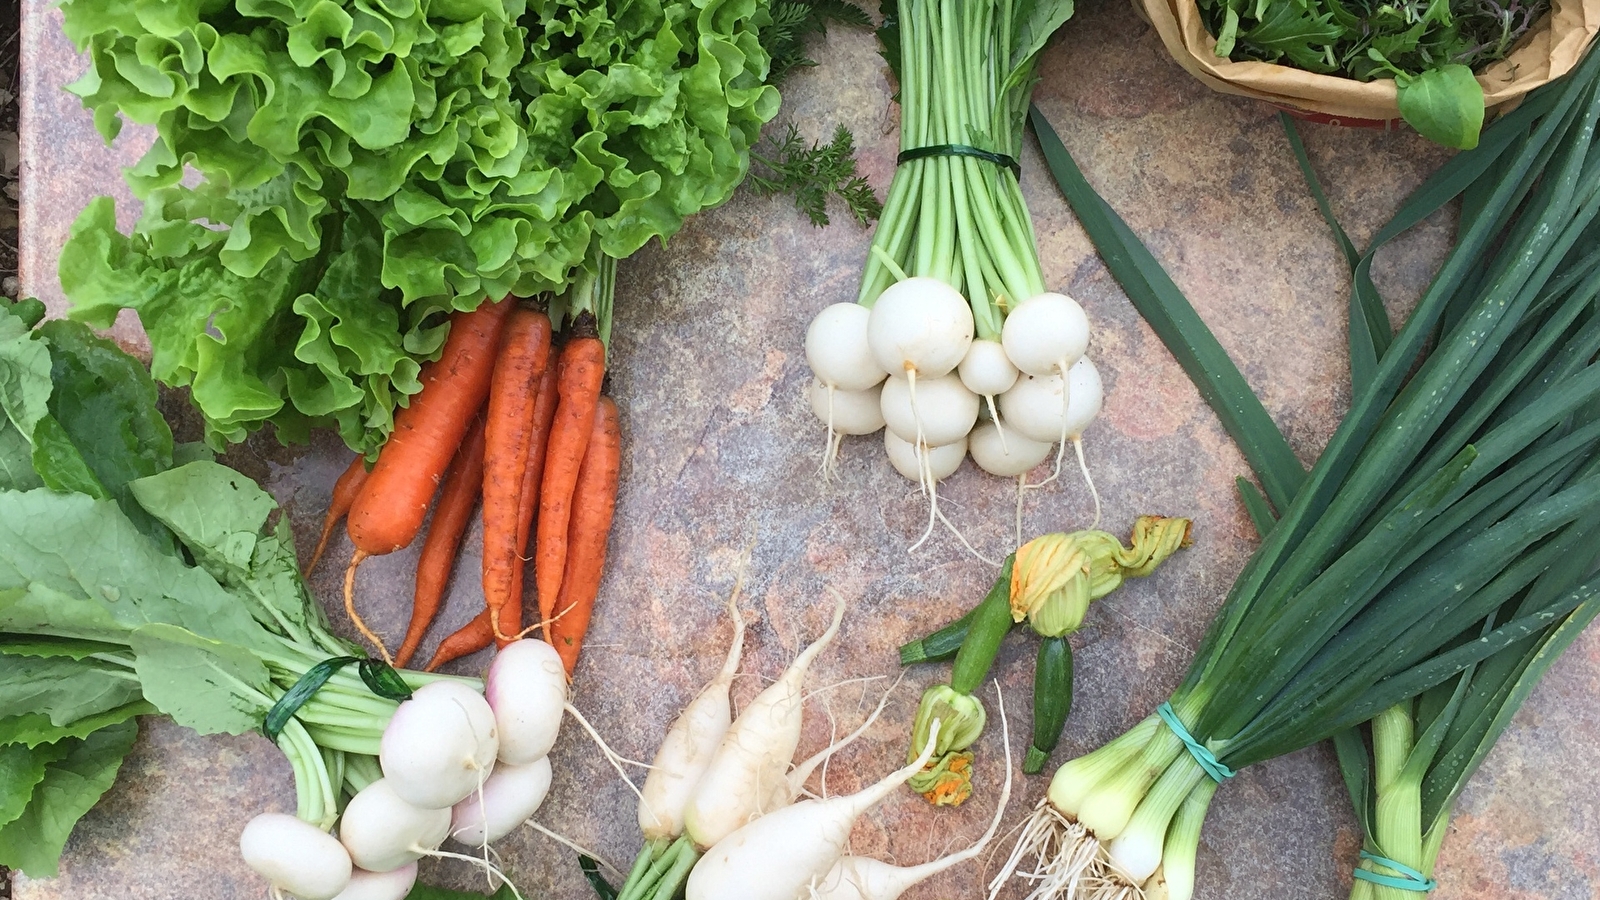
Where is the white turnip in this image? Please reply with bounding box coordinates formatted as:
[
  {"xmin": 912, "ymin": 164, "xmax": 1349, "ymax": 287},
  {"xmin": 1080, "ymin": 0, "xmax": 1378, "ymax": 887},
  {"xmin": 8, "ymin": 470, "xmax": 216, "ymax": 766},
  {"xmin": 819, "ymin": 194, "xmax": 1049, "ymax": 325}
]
[
  {"xmin": 239, "ymin": 812, "xmax": 353, "ymax": 900},
  {"xmin": 485, "ymin": 639, "xmax": 566, "ymax": 766},
  {"xmin": 807, "ymin": 303, "xmax": 888, "ymax": 391},
  {"xmin": 380, "ymin": 681, "xmax": 498, "ymax": 810},
  {"xmin": 1001, "ymin": 293, "xmax": 1090, "ymax": 377},
  {"xmin": 329, "ymin": 863, "xmax": 418, "ymax": 900},
  {"xmin": 884, "ymin": 431, "xmax": 965, "ymax": 483},
  {"xmin": 866, "ymin": 277, "xmax": 973, "ymax": 379},
  {"xmin": 450, "ymin": 756, "xmax": 554, "ymax": 846},
  {"xmin": 880, "ymin": 373, "xmax": 978, "ymax": 447},
  {"xmin": 338, "ymin": 779, "xmax": 451, "ymax": 873}
]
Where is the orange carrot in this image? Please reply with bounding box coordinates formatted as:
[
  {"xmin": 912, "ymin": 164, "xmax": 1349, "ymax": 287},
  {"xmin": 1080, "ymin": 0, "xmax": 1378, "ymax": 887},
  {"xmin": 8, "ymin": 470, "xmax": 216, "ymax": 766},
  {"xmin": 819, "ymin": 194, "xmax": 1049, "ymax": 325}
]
[
  {"xmin": 424, "ymin": 608, "xmax": 494, "ymax": 672},
  {"xmin": 343, "ymin": 297, "xmax": 514, "ymax": 661},
  {"xmin": 483, "ymin": 308, "xmax": 553, "ymax": 641},
  {"xmin": 305, "ymin": 454, "xmax": 368, "ymax": 575},
  {"xmin": 535, "ymin": 319, "xmax": 607, "ymax": 630},
  {"xmin": 501, "ymin": 361, "xmax": 561, "ymax": 645},
  {"xmin": 393, "ymin": 418, "xmax": 487, "ymax": 668},
  {"xmin": 548, "ymin": 396, "xmax": 622, "ymax": 674}
]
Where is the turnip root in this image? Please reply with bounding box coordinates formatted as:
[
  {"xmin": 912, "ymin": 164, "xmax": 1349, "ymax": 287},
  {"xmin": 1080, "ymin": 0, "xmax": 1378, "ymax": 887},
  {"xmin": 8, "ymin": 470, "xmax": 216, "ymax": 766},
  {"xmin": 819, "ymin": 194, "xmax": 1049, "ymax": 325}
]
[
  {"xmin": 380, "ymin": 681, "xmax": 498, "ymax": 810},
  {"xmin": 239, "ymin": 813, "xmax": 353, "ymax": 900},
  {"xmin": 329, "ymin": 863, "xmax": 418, "ymax": 900},
  {"xmin": 683, "ymin": 721, "xmax": 942, "ymax": 900},
  {"xmin": 485, "ymin": 639, "xmax": 567, "ymax": 766},
  {"xmin": 866, "ymin": 277, "xmax": 973, "ymax": 379},
  {"xmin": 810, "ymin": 379, "xmax": 887, "ymax": 479},
  {"xmin": 884, "ymin": 432, "xmax": 966, "ymax": 484},
  {"xmin": 682, "ymin": 591, "xmax": 848, "ymax": 849},
  {"xmin": 639, "ymin": 585, "xmax": 747, "ymax": 841},
  {"xmin": 449, "ymin": 756, "xmax": 554, "ymax": 846},
  {"xmin": 880, "ymin": 373, "xmax": 978, "ymax": 447},
  {"xmin": 338, "ymin": 779, "xmax": 451, "ymax": 873},
  {"xmin": 807, "ymin": 303, "xmax": 889, "ymax": 392},
  {"xmin": 1000, "ymin": 293, "xmax": 1090, "ymax": 377}
]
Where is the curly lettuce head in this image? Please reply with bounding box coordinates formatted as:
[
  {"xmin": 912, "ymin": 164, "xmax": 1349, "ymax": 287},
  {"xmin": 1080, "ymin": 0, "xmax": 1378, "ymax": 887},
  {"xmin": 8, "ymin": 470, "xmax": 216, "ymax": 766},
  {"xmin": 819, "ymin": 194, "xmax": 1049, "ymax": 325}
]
[{"xmin": 58, "ymin": 0, "xmax": 780, "ymax": 453}]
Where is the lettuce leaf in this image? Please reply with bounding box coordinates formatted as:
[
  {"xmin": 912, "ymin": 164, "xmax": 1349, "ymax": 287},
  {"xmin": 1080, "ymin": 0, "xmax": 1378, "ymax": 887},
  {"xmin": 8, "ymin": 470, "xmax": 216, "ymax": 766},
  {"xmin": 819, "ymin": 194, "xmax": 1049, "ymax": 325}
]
[{"xmin": 58, "ymin": 0, "xmax": 783, "ymax": 453}]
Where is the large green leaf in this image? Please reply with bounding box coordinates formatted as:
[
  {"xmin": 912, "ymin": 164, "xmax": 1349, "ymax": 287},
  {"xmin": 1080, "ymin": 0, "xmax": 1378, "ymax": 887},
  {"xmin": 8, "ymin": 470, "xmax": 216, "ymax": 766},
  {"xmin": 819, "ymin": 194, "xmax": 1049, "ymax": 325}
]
[
  {"xmin": 0, "ymin": 703, "xmax": 155, "ymax": 750},
  {"xmin": 0, "ymin": 656, "xmax": 143, "ymax": 727},
  {"xmin": 1397, "ymin": 65, "xmax": 1486, "ymax": 151},
  {"xmin": 129, "ymin": 623, "xmax": 274, "ymax": 736},
  {"xmin": 0, "ymin": 719, "xmax": 138, "ymax": 878}
]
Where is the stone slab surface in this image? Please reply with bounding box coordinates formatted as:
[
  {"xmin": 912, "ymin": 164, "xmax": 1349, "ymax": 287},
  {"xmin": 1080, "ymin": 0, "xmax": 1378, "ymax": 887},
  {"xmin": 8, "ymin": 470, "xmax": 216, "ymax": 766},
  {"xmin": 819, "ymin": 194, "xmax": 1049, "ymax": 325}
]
[{"xmin": 15, "ymin": 1, "xmax": 1600, "ymax": 898}]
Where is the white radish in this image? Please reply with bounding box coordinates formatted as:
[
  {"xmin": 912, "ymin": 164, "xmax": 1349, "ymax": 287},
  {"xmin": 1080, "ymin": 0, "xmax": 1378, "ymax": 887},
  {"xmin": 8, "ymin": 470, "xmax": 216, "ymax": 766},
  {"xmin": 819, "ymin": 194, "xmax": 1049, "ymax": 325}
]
[
  {"xmin": 1001, "ymin": 292, "xmax": 1090, "ymax": 377},
  {"xmin": 486, "ymin": 639, "xmax": 567, "ymax": 766},
  {"xmin": 958, "ymin": 338, "xmax": 1019, "ymax": 451},
  {"xmin": 968, "ymin": 421, "xmax": 1051, "ymax": 477},
  {"xmin": 639, "ymin": 586, "xmax": 747, "ymax": 841},
  {"xmin": 807, "ymin": 303, "xmax": 888, "ymax": 392},
  {"xmin": 957, "ymin": 338, "xmax": 1019, "ymax": 396},
  {"xmin": 684, "ymin": 722, "xmax": 942, "ymax": 900},
  {"xmin": 997, "ymin": 373, "xmax": 1069, "ymax": 445},
  {"xmin": 809, "ymin": 380, "xmax": 886, "ymax": 436},
  {"xmin": 884, "ymin": 431, "xmax": 965, "ymax": 483},
  {"xmin": 450, "ymin": 756, "xmax": 554, "ymax": 846},
  {"xmin": 866, "ymin": 277, "xmax": 973, "ymax": 379},
  {"xmin": 380, "ymin": 681, "xmax": 499, "ymax": 810},
  {"xmin": 338, "ymin": 780, "xmax": 451, "ymax": 873},
  {"xmin": 330, "ymin": 864, "xmax": 418, "ymax": 900},
  {"xmin": 808, "ymin": 691, "xmax": 1014, "ymax": 900},
  {"xmin": 682, "ymin": 592, "xmax": 848, "ymax": 850},
  {"xmin": 880, "ymin": 374, "xmax": 978, "ymax": 447},
  {"xmin": 239, "ymin": 813, "xmax": 353, "ymax": 900}
]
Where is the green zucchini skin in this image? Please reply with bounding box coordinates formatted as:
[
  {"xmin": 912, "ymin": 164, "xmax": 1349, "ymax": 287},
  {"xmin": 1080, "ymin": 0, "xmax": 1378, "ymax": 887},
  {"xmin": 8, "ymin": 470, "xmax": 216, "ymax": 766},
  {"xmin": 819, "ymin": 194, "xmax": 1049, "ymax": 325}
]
[
  {"xmin": 950, "ymin": 556, "xmax": 1016, "ymax": 695},
  {"xmin": 899, "ymin": 605, "xmax": 978, "ymax": 666},
  {"xmin": 1025, "ymin": 636, "xmax": 1074, "ymax": 774}
]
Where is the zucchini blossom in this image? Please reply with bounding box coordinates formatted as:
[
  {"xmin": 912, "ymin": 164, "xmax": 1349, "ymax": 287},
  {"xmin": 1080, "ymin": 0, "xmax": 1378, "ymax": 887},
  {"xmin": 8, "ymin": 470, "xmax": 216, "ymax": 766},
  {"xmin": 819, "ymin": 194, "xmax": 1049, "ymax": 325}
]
[{"xmin": 1011, "ymin": 516, "xmax": 1193, "ymax": 637}]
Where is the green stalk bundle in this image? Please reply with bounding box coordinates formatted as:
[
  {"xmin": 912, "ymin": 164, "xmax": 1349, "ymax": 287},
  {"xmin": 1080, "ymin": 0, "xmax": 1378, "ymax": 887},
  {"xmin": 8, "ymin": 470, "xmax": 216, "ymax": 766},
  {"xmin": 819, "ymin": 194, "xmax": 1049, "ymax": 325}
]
[
  {"xmin": 1012, "ymin": 42, "xmax": 1600, "ymax": 900},
  {"xmin": 858, "ymin": 0, "xmax": 1072, "ymax": 332}
]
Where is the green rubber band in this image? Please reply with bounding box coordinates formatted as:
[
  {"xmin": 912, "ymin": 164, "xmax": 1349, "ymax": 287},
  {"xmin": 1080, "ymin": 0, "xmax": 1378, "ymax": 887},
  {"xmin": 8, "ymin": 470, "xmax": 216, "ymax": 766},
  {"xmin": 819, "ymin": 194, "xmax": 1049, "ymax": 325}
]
[
  {"xmin": 1354, "ymin": 851, "xmax": 1437, "ymax": 892},
  {"xmin": 262, "ymin": 657, "xmax": 413, "ymax": 743},
  {"xmin": 1156, "ymin": 701, "xmax": 1234, "ymax": 782},
  {"xmin": 897, "ymin": 144, "xmax": 1021, "ymax": 178}
]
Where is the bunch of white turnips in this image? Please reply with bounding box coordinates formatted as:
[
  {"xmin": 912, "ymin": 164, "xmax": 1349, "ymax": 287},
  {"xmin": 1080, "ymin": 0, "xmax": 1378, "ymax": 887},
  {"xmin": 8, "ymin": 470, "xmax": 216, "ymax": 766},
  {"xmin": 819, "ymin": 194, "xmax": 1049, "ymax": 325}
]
[
  {"xmin": 238, "ymin": 640, "xmax": 568, "ymax": 900},
  {"xmin": 806, "ymin": 276, "xmax": 1102, "ymax": 493}
]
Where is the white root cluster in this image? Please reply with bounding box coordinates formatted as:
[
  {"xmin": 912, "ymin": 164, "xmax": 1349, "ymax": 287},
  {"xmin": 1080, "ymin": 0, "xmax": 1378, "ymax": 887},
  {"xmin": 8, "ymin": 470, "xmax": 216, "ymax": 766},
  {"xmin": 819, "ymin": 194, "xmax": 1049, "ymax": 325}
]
[
  {"xmin": 804, "ymin": 285, "xmax": 1105, "ymax": 555},
  {"xmin": 241, "ymin": 642, "xmax": 572, "ymax": 900}
]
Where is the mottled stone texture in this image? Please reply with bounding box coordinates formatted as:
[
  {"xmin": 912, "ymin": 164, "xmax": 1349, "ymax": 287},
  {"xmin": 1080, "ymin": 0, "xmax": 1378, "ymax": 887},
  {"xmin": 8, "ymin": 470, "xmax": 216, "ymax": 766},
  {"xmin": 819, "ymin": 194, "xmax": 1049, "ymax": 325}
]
[{"xmin": 15, "ymin": 1, "xmax": 1600, "ymax": 898}]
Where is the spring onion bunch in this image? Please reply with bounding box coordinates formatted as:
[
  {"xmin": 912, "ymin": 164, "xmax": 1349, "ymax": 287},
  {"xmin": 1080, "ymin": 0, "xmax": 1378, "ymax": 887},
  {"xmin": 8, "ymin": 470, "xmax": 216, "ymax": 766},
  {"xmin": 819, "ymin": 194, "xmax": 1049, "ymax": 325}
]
[{"xmin": 1006, "ymin": 43, "xmax": 1600, "ymax": 900}]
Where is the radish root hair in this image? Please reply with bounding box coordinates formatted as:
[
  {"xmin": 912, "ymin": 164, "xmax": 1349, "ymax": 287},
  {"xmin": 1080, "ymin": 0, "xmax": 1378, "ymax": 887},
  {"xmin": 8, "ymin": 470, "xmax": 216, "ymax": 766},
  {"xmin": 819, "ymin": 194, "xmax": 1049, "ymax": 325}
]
[
  {"xmin": 985, "ymin": 394, "xmax": 1008, "ymax": 453},
  {"xmin": 819, "ymin": 384, "xmax": 844, "ymax": 482},
  {"xmin": 342, "ymin": 550, "xmax": 394, "ymax": 665},
  {"xmin": 525, "ymin": 819, "xmax": 620, "ymax": 875},
  {"xmin": 418, "ymin": 845, "xmax": 525, "ymax": 900},
  {"xmin": 1074, "ymin": 437, "xmax": 1102, "ymax": 529}
]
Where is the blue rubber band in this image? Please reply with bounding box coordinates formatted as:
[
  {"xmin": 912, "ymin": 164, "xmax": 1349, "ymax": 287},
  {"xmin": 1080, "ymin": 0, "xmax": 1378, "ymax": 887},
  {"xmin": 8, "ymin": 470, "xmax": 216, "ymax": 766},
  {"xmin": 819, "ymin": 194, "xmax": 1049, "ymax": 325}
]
[
  {"xmin": 1156, "ymin": 702, "xmax": 1234, "ymax": 783},
  {"xmin": 1353, "ymin": 851, "xmax": 1437, "ymax": 892}
]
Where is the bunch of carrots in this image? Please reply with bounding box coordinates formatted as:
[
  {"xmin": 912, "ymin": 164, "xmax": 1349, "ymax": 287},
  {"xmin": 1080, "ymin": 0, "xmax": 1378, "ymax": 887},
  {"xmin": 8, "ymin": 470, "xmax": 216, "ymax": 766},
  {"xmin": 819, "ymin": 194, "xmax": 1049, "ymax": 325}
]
[{"xmin": 304, "ymin": 293, "xmax": 621, "ymax": 676}]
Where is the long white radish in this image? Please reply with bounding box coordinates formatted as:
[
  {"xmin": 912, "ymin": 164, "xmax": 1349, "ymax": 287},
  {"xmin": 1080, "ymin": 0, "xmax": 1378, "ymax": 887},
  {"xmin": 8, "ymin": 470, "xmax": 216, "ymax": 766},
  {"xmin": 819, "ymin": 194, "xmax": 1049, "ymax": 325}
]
[
  {"xmin": 486, "ymin": 639, "xmax": 567, "ymax": 766},
  {"xmin": 682, "ymin": 592, "xmax": 848, "ymax": 849},
  {"xmin": 330, "ymin": 863, "xmax": 418, "ymax": 900},
  {"xmin": 380, "ymin": 681, "xmax": 498, "ymax": 810},
  {"xmin": 880, "ymin": 373, "xmax": 978, "ymax": 447},
  {"xmin": 639, "ymin": 585, "xmax": 747, "ymax": 841},
  {"xmin": 884, "ymin": 431, "xmax": 965, "ymax": 483},
  {"xmin": 866, "ymin": 277, "xmax": 973, "ymax": 379},
  {"xmin": 239, "ymin": 812, "xmax": 353, "ymax": 900},
  {"xmin": 449, "ymin": 756, "xmax": 554, "ymax": 846},
  {"xmin": 807, "ymin": 303, "xmax": 888, "ymax": 391},
  {"xmin": 809, "ymin": 689, "xmax": 1014, "ymax": 900},
  {"xmin": 684, "ymin": 721, "xmax": 942, "ymax": 900},
  {"xmin": 1000, "ymin": 293, "xmax": 1090, "ymax": 377},
  {"xmin": 338, "ymin": 779, "xmax": 452, "ymax": 873}
]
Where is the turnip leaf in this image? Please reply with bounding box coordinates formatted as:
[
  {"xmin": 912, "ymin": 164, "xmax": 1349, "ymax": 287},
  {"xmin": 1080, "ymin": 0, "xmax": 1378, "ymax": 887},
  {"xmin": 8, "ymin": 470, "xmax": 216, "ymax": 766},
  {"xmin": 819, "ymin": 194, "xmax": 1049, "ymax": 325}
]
[{"xmin": 0, "ymin": 720, "xmax": 137, "ymax": 878}]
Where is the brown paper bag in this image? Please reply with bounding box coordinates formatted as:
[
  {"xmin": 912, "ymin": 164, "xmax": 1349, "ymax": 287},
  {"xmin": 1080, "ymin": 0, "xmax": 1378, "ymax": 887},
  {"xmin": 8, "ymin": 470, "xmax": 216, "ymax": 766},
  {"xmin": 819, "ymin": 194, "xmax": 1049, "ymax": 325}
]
[{"xmin": 1136, "ymin": 0, "xmax": 1600, "ymax": 125}]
